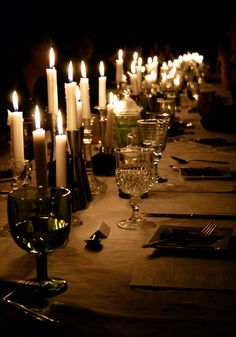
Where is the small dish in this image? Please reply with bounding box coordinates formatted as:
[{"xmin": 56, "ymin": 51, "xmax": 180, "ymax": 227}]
[
  {"xmin": 180, "ymin": 166, "xmax": 233, "ymax": 180},
  {"xmin": 145, "ymin": 225, "xmax": 233, "ymax": 252}
]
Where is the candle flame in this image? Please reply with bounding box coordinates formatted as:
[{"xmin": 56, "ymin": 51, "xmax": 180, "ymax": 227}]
[
  {"xmin": 81, "ymin": 60, "xmax": 86, "ymax": 78},
  {"xmin": 68, "ymin": 61, "xmax": 73, "ymax": 82},
  {"xmin": 49, "ymin": 47, "xmax": 55, "ymax": 68},
  {"xmin": 99, "ymin": 61, "xmax": 105, "ymax": 77},
  {"xmin": 35, "ymin": 105, "xmax": 41, "ymax": 129},
  {"xmin": 57, "ymin": 109, "xmax": 63, "ymax": 135},
  {"xmin": 133, "ymin": 51, "xmax": 138, "ymax": 61},
  {"xmin": 138, "ymin": 57, "xmax": 142, "ymax": 67},
  {"xmin": 12, "ymin": 91, "xmax": 18, "ymax": 111},
  {"xmin": 118, "ymin": 49, "xmax": 123, "ymax": 60}
]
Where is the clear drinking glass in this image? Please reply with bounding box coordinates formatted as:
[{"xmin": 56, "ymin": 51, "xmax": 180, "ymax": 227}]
[
  {"xmin": 137, "ymin": 118, "xmax": 169, "ymax": 183},
  {"xmin": 11, "ymin": 159, "xmax": 32, "ymax": 190},
  {"xmin": 115, "ymin": 145, "xmax": 156, "ymax": 230},
  {"xmin": 7, "ymin": 186, "xmax": 72, "ymax": 297}
]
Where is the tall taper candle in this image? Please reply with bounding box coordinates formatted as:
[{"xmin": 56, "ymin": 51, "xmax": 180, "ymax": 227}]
[
  {"xmin": 65, "ymin": 61, "xmax": 77, "ymax": 130},
  {"xmin": 32, "ymin": 105, "xmax": 48, "ymax": 187},
  {"xmin": 56, "ymin": 110, "xmax": 67, "ymax": 187},
  {"xmin": 98, "ymin": 61, "xmax": 107, "ymax": 108},
  {"xmin": 116, "ymin": 49, "xmax": 123, "ymax": 83},
  {"xmin": 80, "ymin": 60, "xmax": 91, "ymax": 120},
  {"xmin": 8, "ymin": 91, "xmax": 24, "ymax": 162},
  {"xmin": 46, "ymin": 47, "xmax": 58, "ymax": 122}
]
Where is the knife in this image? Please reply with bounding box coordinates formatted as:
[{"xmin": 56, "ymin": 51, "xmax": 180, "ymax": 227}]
[
  {"xmin": 143, "ymin": 213, "xmax": 236, "ymax": 220},
  {"xmin": 171, "ymin": 156, "xmax": 229, "ymax": 164}
]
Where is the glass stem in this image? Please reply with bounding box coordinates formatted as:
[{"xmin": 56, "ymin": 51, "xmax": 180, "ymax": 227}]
[
  {"xmin": 129, "ymin": 196, "xmax": 142, "ymax": 221},
  {"xmin": 153, "ymin": 154, "xmax": 160, "ymax": 180},
  {"xmin": 36, "ymin": 253, "xmax": 49, "ymax": 281}
]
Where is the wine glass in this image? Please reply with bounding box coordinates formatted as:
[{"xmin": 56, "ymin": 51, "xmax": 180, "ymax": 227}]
[
  {"xmin": 137, "ymin": 118, "xmax": 169, "ymax": 184},
  {"xmin": 186, "ymin": 80, "xmax": 200, "ymax": 112},
  {"xmin": 11, "ymin": 159, "xmax": 32, "ymax": 190},
  {"xmin": 7, "ymin": 186, "xmax": 72, "ymax": 297},
  {"xmin": 115, "ymin": 145, "xmax": 156, "ymax": 230}
]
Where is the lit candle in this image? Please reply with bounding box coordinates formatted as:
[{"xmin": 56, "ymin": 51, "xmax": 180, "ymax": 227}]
[
  {"xmin": 76, "ymin": 85, "xmax": 82, "ymax": 128},
  {"xmin": 46, "ymin": 47, "xmax": 59, "ymax": 125},
  {"xmin": 56, "ymin": 110, "xmax": 67, "ymax": 187},
  {"xmin": 80, "ymin": 60, "xmax": 91, "ymax": 120},
  {"xmin": 32, "ymin": 105, "xmax": 48, "ymax": 187},
  {"xmin": 129, "ymin": 61, "xmax": 139, "ymax": 95},
  {"xmin": 8, "ymin": 91, "xmax": 24, "ymax": 162},
  {"xmin": 98, "ymin": 61, "xmax": 107, "ymax": 109},
  {"xmin": 105, "ymin": 92, "xmax": 114, "ymax": 149},
  {"xmin": 64, "ymin": 61, "xmax": 77, "ymax": 130},
  {"xmin": 136, "ymin": 57, "xmax": 143, "ymax": 93},
  {"xmin": 116, "ymin": 49, "xmax": 123, "ymax": 83}
]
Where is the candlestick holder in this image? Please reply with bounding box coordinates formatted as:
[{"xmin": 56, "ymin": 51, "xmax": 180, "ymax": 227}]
[
  {"xmin": 67, "ymin": 129, "xmax": 92, "ymax": 212},
  {"xmin": 82, "ymin": 118, "xmax": 107, "ymax": 195},
  {"xmin": 93, "ymin": 106, "xmax": 107, "ymax": 152},
  {"xmin": 92, "ymin": 107, "xmax": 115, "ymax": 176}
]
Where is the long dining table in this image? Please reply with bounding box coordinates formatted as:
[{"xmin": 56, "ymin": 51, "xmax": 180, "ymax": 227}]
[{"xmin": 1, "ymin": 84, "xmax": 236, "ymax": 337}]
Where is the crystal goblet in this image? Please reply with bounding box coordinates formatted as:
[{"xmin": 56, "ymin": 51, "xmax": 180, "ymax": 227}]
[
  {"xmin": 115, "ymin": 146, "xmax": 155, "ymax": 230},
  {"xmin": 137, "ymin": 118, "xmax": 169, "ymax": 184}
]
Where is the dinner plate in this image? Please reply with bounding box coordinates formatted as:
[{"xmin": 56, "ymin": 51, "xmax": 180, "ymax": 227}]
[
  {"xmin": 180, "ymin": 166, "xmax": 233, "ymax": 180},
  {"xmin": 145, "ymin": 225, "xmax": 233, "ymax": 252}
]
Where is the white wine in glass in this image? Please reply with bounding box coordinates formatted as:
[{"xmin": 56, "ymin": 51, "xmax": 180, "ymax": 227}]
[{"xmin": 7, "ymin": 186, "xmax": 72, "ymax": 297}]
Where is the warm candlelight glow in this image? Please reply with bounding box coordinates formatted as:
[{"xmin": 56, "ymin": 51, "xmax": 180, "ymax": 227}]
[
  {"xmin": 57, "ymin": 109, "xmax": 63, "ymax": 135},
  {"xmin": 118, "ymin": 49, "xmax": 123, "ymax": 60},
  {"xmin": 99, "ymin": 61, "xmax": 105, "ymax": 77},
  {"xmin": 68, "ymin": 61, "xmax": 73, "ymax": 82},
  {"xmin": 35, "ymin": 105, "xmax": 41, "ymax": 129},
  {"xmin": 81, "ymin": 60, "xmax": 86, "ymax": 78},
  {"xmin": 49, "ymin": 47, "xmax": 55, "ymax": 68},
  {"xmin": 133, "ymin": 51, "xmax": 138, "ymax": 62},
  {"xmin": 12, "ymin": 91, "xmax": 18, "ymax": 111},
  {"xmin": 109, "ymin": 92, "xmax": 114, "ymax": 105},
  {"xmin": 138, "ymin": 57, "xmax": 143, "ymax": 67},
  {"xmin": 131, "ymin": 61, "xmax": 136, "ymax": 74}
]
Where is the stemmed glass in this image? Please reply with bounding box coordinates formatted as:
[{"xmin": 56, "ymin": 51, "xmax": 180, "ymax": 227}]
[
  {"xmin": 7, "ymin": 186, "xmax": 72, "ymax": 297},
  {"xmin": 11, "ymin": 159, "xmax": 32, "ymax": 190},
  {"xmin": 137, "ymin": 118, "xmax": 169, "ymax": 184},
  {"xmin": 115, "ymin": 144, "xmax": 156, "ymax": 230}
]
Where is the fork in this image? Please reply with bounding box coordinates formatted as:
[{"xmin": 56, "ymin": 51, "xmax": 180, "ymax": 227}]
[
  {"xmin": 199, "ymin": 220, "xmax": 217, "ymax": 237},
  {"xmin": 143, "ymin": 220, "xmax": 217, "ymax": 248}
]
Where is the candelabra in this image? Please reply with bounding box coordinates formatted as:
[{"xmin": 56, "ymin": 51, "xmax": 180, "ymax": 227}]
[{"xmin": 67, "ymin": 128, "xmax": 92, "ymax": 211}]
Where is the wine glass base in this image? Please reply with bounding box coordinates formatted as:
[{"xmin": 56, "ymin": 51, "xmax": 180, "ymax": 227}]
[
  {"xmin": 87, "ymin": 171, "xmax": 107, "ymax": 195},
  {"xmin": 27, "ymin": 278, "xmax": 68, "ymax": 298},
  {"xmin": 117, "ymin": 218, "xmax": 156, "ymax": 230}
]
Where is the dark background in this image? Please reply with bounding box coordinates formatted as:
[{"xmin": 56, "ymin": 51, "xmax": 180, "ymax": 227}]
[{"xmin": 2, "ymin": 1, "xmax": 235, "ymax": 67}]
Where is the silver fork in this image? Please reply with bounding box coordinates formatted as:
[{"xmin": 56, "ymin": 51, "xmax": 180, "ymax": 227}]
[
  {"xmin": 200, "ymin": 220, "xmax": 217, "ymax": 237},
  {"xmin": 143, "ymin": 220, "xmax": 217, "ymax": 248}
]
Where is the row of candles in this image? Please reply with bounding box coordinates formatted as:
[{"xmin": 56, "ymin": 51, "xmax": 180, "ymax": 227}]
[
  {"xmin": 8, "ymin": 91, "xmax": 66, "ymax": 187},
  {"xmin": 7, "ymin": 47, "xmax": 114, "ymax": 188},
  {"xmin": 7, "ymin": 46, "xmax": 204, "ymax": 189}
]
